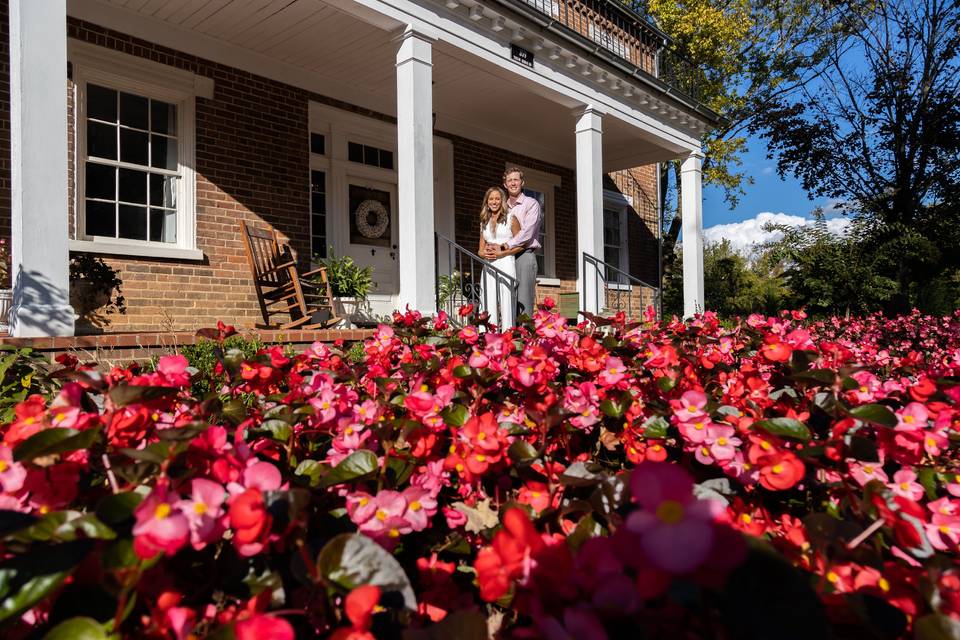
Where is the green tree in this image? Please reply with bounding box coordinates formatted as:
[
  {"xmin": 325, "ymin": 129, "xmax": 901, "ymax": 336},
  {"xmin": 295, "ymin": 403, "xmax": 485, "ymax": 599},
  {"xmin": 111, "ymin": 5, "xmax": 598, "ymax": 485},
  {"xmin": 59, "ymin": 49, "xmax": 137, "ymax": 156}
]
[{"xmin": 752, "ymin": 0, "xmax": 960, "ymax": 312}]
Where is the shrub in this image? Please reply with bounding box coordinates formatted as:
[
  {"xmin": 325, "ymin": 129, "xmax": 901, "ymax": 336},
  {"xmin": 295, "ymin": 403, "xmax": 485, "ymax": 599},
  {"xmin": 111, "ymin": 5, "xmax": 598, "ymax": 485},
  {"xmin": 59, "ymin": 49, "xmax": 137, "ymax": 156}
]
[{"xmin": 179, "ymin": 335, "xmax": 263, "ymax": 396}]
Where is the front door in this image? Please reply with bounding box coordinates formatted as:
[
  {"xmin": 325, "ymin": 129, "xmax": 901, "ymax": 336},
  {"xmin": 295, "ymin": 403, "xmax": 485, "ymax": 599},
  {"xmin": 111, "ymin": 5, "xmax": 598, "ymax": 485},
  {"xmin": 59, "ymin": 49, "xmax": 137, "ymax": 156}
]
[{"xmin": 343, "ymin": 176, "xmax": 398, "ymax": 296}]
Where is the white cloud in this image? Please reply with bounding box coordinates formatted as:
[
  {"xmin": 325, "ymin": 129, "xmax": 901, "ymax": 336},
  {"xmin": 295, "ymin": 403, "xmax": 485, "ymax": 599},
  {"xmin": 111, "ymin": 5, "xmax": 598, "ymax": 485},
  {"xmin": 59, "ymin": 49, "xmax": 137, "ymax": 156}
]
[
  {"xmin": 702, "ymin": 211, "xmax": 851, "ymax": 257},
  {"xmin": 761, "ymin": 166, "xmax": 775, "ymax": 176}
]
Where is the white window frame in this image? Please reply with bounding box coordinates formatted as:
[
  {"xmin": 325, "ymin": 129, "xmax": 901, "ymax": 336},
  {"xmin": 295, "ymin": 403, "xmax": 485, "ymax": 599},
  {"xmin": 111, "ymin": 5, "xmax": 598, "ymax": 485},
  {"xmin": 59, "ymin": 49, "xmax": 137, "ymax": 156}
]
[
  {"xmin": 603, "ymin": 189, "xmax": 631, "ymax": 289},
  {"xmin": 504, "ymin": 163, "xmax": 560, "ymax": 285},
  {"xmin": 68, "ymin": 41, "xmax": 212, "ymax": 260}
]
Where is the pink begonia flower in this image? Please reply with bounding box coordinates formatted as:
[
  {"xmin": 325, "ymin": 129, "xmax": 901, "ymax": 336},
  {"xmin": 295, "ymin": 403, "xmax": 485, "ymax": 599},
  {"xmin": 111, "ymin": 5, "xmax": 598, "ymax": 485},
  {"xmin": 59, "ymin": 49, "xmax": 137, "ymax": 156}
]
[
  {"xmin": 346, "ymin": 492, "xmax": 377, "ymax": 525},
  {"xmin": 597, "ymin": 357, "xmax": 627, "ymax": 387},
  {"xmin": 176, "ymin": 478, "xmax": 227, "ymax": 550},
  {"xmin": 468, "ymin": 349, "xmax": 490, "ymax": 368},
  {"xmin": 678, "ymin": 418, "xmax": 712, "ymax": 445},
  {"xmin": 706, "ymin": 424, "xmax": 741, "ymax": 462},
  {"xmin": 443, "ymin": 505, "xmax": 467, "ymax": 529},
  {"xmin": 0, "ymin": 445, "xmax": 26, "ymax": 494},
  {"xmin": 410, "ymin": 459, "xmax": 448, "ymax": 495},
  {"xmin": 240, "ymin": 461, "xmax": 283, "ymax": 493},
  {"xmin": 132, "ymin": 486, "xmax": 190, "ymax": 559},
  {"xmin": 401, "ymin": 486, "xmax": 438, "ymax": 531},
  {"xmin": 564, "ymin": 382, "xmax": 600, "ymax": 430},
  {"xmin": 155, "ymin": 355, "xmax": 191, "ymax": 387},
  {"xmin": 889, "ymin": 469, "xmax": 925, "ymax": 501},
  {"xmin": 354, "ymin": 399, "xmax": 382, "ymax": 425},
  {"xmin": 166, "ymin": 607, "xmax": 196, "ymax": 640},
  {"xmin": 694, "ymin": 443, "xmax": 715, "ymax": 466},
  {"xmin": 310, "ymin": 387, "xmax": 339, "ymax": 424},
  {"xmin": 850, "ymin": 371, "xmax": 881, "ymax": 402},
  {"xmin": 849, "ymin": 461, "xmax": 889, "ymax": 487},
  {"xmin": 926, "ymin": 515, "xmax": 960, "ymax": 551},
  {"xmin": 923, "ymin": 430, "xmax": 948, "ymax": 457},
  {"xmin": 625, "ymin": 462, "xmax": 723, "ymax": 574},
  {"xmin": 928, "ymin": 496, "xmax": 960, "ymax": 517},
  {"xmin": 358, "ymin": 490, "xmax": 411, "ymax": 544},
  {"xmin": 895, "ymin": 403, "xmax": 929, "ymax": 431},
  {"xmin": 948, "ymin": 482, "xmax": 960, "ymax": 498},
  {"xmin": 673, "ymin": 390, "xmax": 708, "ymax": 421}
]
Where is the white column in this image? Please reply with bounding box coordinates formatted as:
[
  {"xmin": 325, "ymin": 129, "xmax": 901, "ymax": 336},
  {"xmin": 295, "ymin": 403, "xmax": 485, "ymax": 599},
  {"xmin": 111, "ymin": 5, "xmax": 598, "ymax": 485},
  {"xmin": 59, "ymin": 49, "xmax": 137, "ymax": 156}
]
[
  {"xmin": 8, "ymin": 0, "xmax": 74, "ymax": 336},
  {"xmin": 681, "ymin": 151, "xmax": 705, "ymax": 318},
  {"xmin": 395, "ymin": 26, "xmax": 436, "ymax": 315},
  {"xmin": 575, "ymin": 107, "xmax": 604, "ymax": 317}
]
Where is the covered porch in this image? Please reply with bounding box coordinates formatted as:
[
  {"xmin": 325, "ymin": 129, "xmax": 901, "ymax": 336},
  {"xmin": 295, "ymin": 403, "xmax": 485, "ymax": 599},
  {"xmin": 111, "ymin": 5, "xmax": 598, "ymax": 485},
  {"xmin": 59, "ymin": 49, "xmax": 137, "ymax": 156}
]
[{"xmin": 7, "ymin": 0, "xmax": 710, "ymax": 337}]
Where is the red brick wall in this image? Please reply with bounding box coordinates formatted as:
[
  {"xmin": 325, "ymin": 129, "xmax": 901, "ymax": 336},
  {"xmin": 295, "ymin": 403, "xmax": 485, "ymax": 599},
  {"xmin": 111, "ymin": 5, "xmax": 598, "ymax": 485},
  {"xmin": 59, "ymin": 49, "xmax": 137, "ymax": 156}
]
[{"xmin": 0, "ymin": 13, "xmax": 662, "ymax": 331}]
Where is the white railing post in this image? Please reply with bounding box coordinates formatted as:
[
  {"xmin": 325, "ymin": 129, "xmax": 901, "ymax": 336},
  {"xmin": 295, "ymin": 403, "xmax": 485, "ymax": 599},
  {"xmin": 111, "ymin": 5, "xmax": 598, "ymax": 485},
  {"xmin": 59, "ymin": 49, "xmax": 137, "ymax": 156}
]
[
  {"xmin": 395, "ymin": 25, "xmax": 437, "ymax": 315},
  {"xmin": 681, "ymin": 150, "xmax": 705, "ymax": 318},
  {"xmin": 8, "ymin": 0, "xmax": 75, "ymax": 336},
  {"xmin": 575, "ymin": 106, "xmax": 604, "ymax": 318}
]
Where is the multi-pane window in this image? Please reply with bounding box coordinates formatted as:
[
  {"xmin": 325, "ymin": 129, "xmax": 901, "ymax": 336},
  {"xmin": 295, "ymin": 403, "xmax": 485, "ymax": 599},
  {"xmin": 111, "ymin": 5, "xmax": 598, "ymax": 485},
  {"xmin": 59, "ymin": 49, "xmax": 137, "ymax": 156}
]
[
  {"xmin": 347, "ymin": 141, "xmax": 394, "ymax": 170},
  {"xmin": 84, "ymin": 83, "xmax": 179, "ymax": 243},
  {"xmin": 311, "ymin": 170, "xmax": 327, "ymax": 259},
  {"xmin": 603, "ymin": 207, "xmax": 627, "ymax": 283}
]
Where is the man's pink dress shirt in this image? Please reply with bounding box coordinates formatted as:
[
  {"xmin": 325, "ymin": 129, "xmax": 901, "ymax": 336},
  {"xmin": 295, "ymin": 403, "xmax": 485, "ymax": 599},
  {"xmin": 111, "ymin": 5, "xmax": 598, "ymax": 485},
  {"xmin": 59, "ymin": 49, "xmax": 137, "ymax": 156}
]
[{"xmin": 505, "ymin": 192, "xmax": 542, "ymax": 251}]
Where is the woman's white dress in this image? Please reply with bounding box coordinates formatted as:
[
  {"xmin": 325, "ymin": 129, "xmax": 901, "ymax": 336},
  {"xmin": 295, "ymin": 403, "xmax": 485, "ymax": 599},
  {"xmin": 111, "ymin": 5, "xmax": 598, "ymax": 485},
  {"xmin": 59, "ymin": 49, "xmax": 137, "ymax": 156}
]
[{"xmin": 482, "ymin": 215, "xmax": 517, "ymax": 327}]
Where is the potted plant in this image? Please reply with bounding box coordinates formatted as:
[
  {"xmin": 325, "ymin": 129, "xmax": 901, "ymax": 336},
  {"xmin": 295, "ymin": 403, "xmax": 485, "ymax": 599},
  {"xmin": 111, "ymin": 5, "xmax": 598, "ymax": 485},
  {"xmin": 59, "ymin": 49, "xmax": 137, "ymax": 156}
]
[
  {"xmin": 0, "ymin": 239, "xmax": 10, "ymax": 333},
  {"xmin": 314, "ymin": 250, "xmax": 373, "ymax": 327},
  {"xmin": 69, "ymin": 254, "xmax": 126, "ymax": 334}
]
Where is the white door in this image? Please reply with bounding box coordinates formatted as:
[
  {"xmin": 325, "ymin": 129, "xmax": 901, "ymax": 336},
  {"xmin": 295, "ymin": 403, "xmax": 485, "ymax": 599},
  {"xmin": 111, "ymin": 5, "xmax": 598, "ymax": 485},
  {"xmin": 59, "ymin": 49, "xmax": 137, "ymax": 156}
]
[{"xmin": 343, "ymin": 176, "xmax": 398, "ymax": 295}]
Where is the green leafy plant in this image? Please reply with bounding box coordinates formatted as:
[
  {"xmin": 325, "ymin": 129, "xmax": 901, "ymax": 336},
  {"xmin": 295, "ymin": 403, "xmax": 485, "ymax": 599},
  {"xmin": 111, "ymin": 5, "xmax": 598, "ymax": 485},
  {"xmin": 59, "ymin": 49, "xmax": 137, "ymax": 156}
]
[
  {"xmin": 69, "ymin": 254, "xmax": 126, "ymax": 331},
  {"xmin": 315, "ymin": 251, "xmax": 373, "ymax": 302},
  {"xmin": 437, "ymin": 271, "xmax": 463, "ymax": 307},
  {"xmin": 178, "ymin": 335, "xmax": 264, "ymax": 397},
  {"xmin": 0, "ymin": 346, "xmax": 59, "ymax": 422}
]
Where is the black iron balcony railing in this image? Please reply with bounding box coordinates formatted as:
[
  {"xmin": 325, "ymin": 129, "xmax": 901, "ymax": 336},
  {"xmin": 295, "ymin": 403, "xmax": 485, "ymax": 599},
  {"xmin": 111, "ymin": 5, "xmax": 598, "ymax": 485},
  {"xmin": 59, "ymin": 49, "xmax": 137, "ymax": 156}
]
[
  {"xmin": 499, "ymin": 0, "xmax": 707, "ymax": 105},
  {"xmin": 435, "ymin": 232, "xmax": 520, "ymax": 327},
  {"xmin": 582, "ymin": 252, "xmax": 660, "ymax": 320}
]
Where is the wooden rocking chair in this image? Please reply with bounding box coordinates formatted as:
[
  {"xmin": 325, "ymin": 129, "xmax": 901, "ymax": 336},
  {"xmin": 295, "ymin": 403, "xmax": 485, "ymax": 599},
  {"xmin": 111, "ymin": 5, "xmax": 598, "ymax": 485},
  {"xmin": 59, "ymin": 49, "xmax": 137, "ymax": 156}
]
[{"xmin": 240, "ymin": 220, "xmax": 340, "ymax": 329}]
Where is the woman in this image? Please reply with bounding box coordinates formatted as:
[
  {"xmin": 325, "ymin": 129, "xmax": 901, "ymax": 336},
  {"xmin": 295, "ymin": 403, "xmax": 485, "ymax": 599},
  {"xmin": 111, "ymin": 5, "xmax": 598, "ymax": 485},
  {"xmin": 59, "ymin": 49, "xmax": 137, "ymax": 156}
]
[{"xmin": 478, "ymin": 186, "xmax": 521, "ymax": 327}]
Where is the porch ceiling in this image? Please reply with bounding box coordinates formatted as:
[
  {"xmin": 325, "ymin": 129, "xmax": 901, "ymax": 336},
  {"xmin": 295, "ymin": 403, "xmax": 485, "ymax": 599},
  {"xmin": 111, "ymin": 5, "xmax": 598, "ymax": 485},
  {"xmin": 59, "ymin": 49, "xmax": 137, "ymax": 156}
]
[{"xmin": 82, "ymin": 0, "xmax": 681, "ymax": 170}]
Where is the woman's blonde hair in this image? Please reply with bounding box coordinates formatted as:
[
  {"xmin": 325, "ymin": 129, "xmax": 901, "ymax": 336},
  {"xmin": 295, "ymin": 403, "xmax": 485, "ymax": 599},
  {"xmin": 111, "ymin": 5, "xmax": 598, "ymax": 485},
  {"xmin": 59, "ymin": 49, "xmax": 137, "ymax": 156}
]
[{"xmin": 479, "ymin": 186, "xmax": 509, "ymax": 229}]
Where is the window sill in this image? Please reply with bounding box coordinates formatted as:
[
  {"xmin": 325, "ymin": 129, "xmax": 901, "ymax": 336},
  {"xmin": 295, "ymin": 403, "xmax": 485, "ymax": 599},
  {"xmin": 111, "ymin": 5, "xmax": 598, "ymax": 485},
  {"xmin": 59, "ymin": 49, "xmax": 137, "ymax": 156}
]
[
  {"xmin": 536, "ymin": 277, "xmax": 561, "ymax": 287},
  {"xmin": 70, "ymin": 240, "xmax": 205, "ymax": 261},
  {"xmin": 606, "ymin": 282, "xmax": 633, "ymax": 291}
]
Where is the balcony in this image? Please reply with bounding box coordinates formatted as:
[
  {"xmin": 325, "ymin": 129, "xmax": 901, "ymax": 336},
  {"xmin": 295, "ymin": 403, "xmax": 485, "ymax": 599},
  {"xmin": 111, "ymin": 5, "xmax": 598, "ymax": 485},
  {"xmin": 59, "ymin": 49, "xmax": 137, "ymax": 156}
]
[{"xmin": 497, "ymin": 0, "xmax": 707, "ymax": 107}]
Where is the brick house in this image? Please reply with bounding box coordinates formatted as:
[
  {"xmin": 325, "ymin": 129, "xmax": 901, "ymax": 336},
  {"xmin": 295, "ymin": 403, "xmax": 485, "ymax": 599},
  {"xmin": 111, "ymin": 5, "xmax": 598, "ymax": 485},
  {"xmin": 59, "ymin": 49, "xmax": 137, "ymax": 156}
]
[{"xmin": 3, "ymin": 0, "xmax": 715, "ymax": 337}]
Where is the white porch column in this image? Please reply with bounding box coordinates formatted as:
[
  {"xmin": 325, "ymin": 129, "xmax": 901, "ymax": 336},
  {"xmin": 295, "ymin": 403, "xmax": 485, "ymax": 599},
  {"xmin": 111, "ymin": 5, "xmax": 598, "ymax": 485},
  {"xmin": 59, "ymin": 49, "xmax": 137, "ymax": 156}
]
[
  {"xmin": 395, "ymin": 26, "xmax": 436, "ymax": 315},
  {"xmin": 681, "ymin": 151, "xmax": 705, "ymax": 318},
  {"xmin": 8, "ymin": 0, "xmax": 74, "ymax": 336},
  {"xmin": 575, "ymin": 107, "xmax": 604, "ymax": 317}
]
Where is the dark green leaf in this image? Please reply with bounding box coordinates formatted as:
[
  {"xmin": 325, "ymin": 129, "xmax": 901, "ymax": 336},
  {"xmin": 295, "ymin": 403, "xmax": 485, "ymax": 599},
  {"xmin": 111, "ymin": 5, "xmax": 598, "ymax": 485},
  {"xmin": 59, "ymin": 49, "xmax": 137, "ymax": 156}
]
[
  {"xmin": 294, "ymin": 460, "xmax": 325, "ymax": 488},
  {"xmin": 155, "ymin": 421, "xmax": 209, "ymax": 441},
  {"xmin": 14, "ymin": 427, "xmax": 102, "ymax": 463},
  {"xmin": 642, "ymin": 415, "xmax": 669, "ymax": 439},
  {"xmin": 452, "ymin": 365, "xmax": 472, "ymax": 378},
  {"xmin": 656, "ymin": 375, "xmax": 676, "ymax": 393},
  {"xmin": 318, "ymin": 450, "xmax": 378, "ymax": 488},
  {"xmin": 441, "ymin": 404, "xmax": 469, "ymax": 427},
  {"xmin": 0, "ymin": 511, "xmax": 37, "ymax": 537},
  {"xmin": 0, "ymin": 540, "xmax": 91, "ymax": 622},
  {"xmin": 791, "ymin": 369, "xmax": 836, "ymax": 385},
  {"xmin": 507, "ymin": 440, "xmax": 538, "ymax": 464},
  {"xmin": 12, "ymin": 511, "xmax": 115, "ymax": 543},
  {"xmin": 95, "ymin": 492, "xmax": 143, "ymax": 525},
  {"xmin": 317, "ymin": 533, "xmax": 416, "ymax": 610},
  {"xmin": 107, "ymin": 385, "xmax": 177, "ymax": 407},
  {"xmin": 754, "ymin": 418, "xmax": 811, "ymax": 441},
  {"xmin": 385, "ymin": 456, "xmax": 415, "ymax": 487},
  {"xmin": 560, "ymin": 461, "xmax": 606, "ymax": 487},
  {"xmin": 44, "ymin": 616, "xmax": 108, "ymax": 640},
  {"xmin": 847, "ymin": 435, "xmax": 879, "ymax": 462},
  {"xmin": 254, "ymin": 420, "xmax": 292, "ymax": 442},
  {"xmin": 918, "ymin": 467, "xmax": 939, "ymax": 501},
  {"xmin": 101, "ymin": 538, "xmax": 138, "ymax": 570},
  {"xmin": 599, "ymin": 398, "xmax": 625, "ymax": 418},
  {"xmin": 848, "ymin": 404, "xmax": 897, "ymax": 428},
  {"xmin": 119, "ymin": 442, "xmax": 171, "ymax": 464},
  {"xmin": 221, "ymin": 398, "xmax": 247, "ymax": 425}
]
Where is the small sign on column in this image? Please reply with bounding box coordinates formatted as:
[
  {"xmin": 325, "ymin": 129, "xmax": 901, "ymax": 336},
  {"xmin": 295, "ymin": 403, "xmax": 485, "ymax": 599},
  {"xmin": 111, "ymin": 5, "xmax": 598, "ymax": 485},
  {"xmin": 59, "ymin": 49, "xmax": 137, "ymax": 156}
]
[{"xmin": 511, "ymin": 44, "xmax": 534, "ymax": 68}]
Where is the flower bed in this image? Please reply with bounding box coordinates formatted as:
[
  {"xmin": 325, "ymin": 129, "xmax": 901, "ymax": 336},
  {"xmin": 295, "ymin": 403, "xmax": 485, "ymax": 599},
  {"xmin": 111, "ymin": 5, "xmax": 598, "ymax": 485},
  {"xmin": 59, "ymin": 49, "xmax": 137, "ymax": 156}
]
[{"xmin": 1, "ymin": 308, "xmax": 959, "ymax": 638}]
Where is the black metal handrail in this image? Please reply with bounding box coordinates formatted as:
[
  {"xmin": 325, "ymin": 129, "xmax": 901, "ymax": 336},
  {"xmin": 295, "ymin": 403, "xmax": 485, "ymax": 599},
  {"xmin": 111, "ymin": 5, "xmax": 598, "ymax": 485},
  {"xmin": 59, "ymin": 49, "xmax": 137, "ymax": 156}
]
[
  {"xmin": 582, "ymin": 252, "xmax": 660, "ymax": 320},
  {"xmin": 435, "ymin": 232, "xmax": 520, "ymax": 327}
]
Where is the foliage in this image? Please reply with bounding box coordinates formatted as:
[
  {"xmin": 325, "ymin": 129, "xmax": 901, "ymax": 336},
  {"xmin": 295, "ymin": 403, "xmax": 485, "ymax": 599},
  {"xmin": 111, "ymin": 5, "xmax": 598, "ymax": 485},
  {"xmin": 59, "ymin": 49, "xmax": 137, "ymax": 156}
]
[
  {"xmin": 0, "ymin": 346, "xmax": 59, "ymax": 424},
  {"xmin": 436, "ymin": 271, "xmax": 463, "ymax": 308},
  {"xmin": 68, "ymin": 254, "xmax": 126, "ymax": 330},
  {"xmin": 178, "ymin": 335, "xmax": 264, "ymax": 397},
  {"xmin": 0, "ymin": 238, "xmax": 9, "ymax": 285},
  {"xmin": 663, "ymin": 239, "xmax": 786, "ymax": 316},
  {"xmin": 752, "ymin": 0, "xmax": 960, "ymax": 312},
  {"xmin": 1, "ymin": 307, "xmax": 960, "ymax": 637},
  {"xmin": 316, "ymin": 250, "xmax": 373, "ymax": 301}
]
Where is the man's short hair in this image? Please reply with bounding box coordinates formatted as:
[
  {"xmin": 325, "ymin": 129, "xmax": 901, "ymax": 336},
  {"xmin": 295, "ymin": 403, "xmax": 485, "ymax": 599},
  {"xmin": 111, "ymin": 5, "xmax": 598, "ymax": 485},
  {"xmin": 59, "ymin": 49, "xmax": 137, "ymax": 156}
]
[{"xmin": 503, "ymin": 167, "xmax": 524, "ymax": 182}]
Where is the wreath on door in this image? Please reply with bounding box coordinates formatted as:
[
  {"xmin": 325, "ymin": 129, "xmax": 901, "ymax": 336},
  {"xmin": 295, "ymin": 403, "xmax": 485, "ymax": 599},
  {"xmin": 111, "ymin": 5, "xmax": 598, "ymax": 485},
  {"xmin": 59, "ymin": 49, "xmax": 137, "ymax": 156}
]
[{"xmin": 354, "ymin": 199, "xmax": 390, "ymax": 239}]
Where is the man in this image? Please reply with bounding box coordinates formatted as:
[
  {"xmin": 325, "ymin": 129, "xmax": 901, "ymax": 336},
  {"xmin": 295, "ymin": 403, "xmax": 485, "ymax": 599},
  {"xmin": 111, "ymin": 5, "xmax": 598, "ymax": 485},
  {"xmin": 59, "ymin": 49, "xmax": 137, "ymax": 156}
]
[{"xmin": 486, "ymin": 167, "xmax": 541, "ymax": 317}]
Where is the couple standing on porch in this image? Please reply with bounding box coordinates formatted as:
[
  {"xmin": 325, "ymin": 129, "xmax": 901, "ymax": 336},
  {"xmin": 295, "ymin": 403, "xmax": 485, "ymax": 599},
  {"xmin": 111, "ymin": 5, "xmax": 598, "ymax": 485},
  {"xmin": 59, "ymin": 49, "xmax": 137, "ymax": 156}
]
[{"xmin": 477, "ymin": 167, "xmax": 542, "ymax": 327}]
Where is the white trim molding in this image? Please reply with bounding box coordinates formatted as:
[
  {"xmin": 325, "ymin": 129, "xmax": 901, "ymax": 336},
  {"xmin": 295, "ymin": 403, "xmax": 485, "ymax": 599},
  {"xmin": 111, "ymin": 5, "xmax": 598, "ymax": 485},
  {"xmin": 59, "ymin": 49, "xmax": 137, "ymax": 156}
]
[{"xmin": 69, "ymin": 40, "xmax": 207, "ymax": 260}]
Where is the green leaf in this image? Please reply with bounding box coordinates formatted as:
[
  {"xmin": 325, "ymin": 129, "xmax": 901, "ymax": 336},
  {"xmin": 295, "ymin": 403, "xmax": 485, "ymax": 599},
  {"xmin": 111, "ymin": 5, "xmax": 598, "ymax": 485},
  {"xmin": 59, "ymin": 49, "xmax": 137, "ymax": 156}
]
[
  {"xmin": 95, "ymin": 492, "xmax": 143, "ymax": 525},
  {"xmin": 13, "ymin": 427, "xmax": 102, "ymax": 463},
  {"xmin": 848, "ymin": 404, "xmax": 897, "ymax": 428},
  {"xmin": 656, "ymin": 375, "xmax": 676, "ymax": 393},
  {"xmin": 317, "ymin": 533, "xmax": 416, "ymax": 610},
  {"xmin": 385, "ymin": 456, "xmax": 415, "ymax": 487},
  {"xmin": 642, "ymin": 415, "xmax": 669, "ymax": 439},
  {"xmin": 791, "ymin": 369, "xmax": 836, "ymax": 385},
  {"xmin": 915, "ymin": 614, "xmax": 960, "ymax": 640},
  {"xmin": 847, "ymin": 435, "xmax": 879, "ymax": 462},
  {"xmin": 101, "ymin": 538, "xmax": 138, "ymax": 571},
  {"xmin": 599, "ymin": 398, "xmax": 625, "ymax": 418},
  {"xmin": 294, "ymin": 460, "xmax": 325, "ymax": 488},
  {"xmin": 441, "ymin": 404, "xmax": 469, "ymax": 427},
  {"xmin": 0, "ymin": 510, "xmax": 37, "ymax": 537},
  {"xmin": 44, "ymin": 616, "xmax": 109, "ymax": 640},
  {"xmin": 559, "ymin": 461, "xmax": 606, "ymax": 487},
  {"xmin": 507, "ymin": 440, "xmax": 538, "ymax": 464},
  {"xmin": 107, "ymin": 385, "xmax": 177, "ymax": 407},
  {"xmin": 918, "ymin": 467, "xmax": 939, "ymax": 501},
  {"xmin": 119, "ymin": 442, "xmax": 171, "ymax": 465},
  {"xmin": 155, "ymin": 421, "xmax": 209, "ymax": 441},
  {"xmin": 221, "ymin": 398, "xmax": 247, "ymax": 425},
  {"xmin": 12, "ymin": 511, "xmax": 116, "ymax": 543},
  {"xmin": 452, "ymin": 365, "xmax": 472, "ymax": 379},
  {"xmin": 402, "ymin": 611, "xmax": 488, "ymax": 640},
  {"xmin": 254, "ymin": 419, "xmax": 292, "ymax": 442},
  {"xmin": 0, "ymin": 540, "xmax": 91, "ymax": 622},
  {"xmin": 753, "ymin": 418, "xmax": 811, "ymax": 441},
  {"xmin": 318, "ymin": 450, "xmax": 378, "ymax": 488}
]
